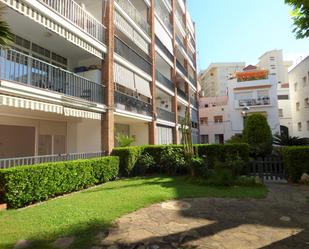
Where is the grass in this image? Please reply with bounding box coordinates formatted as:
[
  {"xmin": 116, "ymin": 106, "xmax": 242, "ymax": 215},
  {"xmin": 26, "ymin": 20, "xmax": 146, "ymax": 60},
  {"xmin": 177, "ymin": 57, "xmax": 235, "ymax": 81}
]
[{"xmin": 0, "ymin": 176, "xmax": 267, "ymax": 249}]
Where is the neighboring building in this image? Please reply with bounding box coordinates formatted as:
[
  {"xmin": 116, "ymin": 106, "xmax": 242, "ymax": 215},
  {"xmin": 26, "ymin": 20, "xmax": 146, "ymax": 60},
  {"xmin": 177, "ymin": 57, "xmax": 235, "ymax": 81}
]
[
  {"xmin": 0, "ymin": 0, "xmax": 198, "ymax": 160},
  {"xmin": 199, "ymin": 68, "xmax": 280, "ymax": 143},
  {"xmin": 257, "ymin": 50, "xmax": 293, "ymax": 136},
  {"xmin": 198, "ymin": 63, "xmax": 245, "ymax": 97},
  {"xmin": 289, "ymin": 56, "xmax": 309, "ymax": 137}
]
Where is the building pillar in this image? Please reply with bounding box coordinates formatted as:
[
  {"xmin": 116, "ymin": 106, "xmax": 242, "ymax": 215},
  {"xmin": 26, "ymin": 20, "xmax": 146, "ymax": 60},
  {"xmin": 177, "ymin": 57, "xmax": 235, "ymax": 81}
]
[
  {"xmin": 149, "ymin": 0, "xmax": 157, "ymax": 145},
  {"xmin": 101, "ymin": 0, "xmax": 115, "ymax": 154}
]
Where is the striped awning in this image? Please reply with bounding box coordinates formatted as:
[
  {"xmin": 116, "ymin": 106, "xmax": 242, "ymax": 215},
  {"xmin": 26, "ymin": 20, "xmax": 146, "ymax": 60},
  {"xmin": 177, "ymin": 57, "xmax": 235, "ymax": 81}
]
[{"xmin": 0, "ymin": 94, "xmax": 102, "ymax": 120}]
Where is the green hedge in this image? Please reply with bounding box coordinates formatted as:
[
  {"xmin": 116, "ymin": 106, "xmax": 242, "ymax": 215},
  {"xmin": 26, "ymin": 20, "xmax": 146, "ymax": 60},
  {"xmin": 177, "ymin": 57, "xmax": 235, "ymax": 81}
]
[
  {"xmin": 0, "ymin": 156, "xmax": 119, "ymax": 208},
  {"xmin": 112, "ymin": 144, "xmax": 249, "ymax": 176},
  {"xmin": 282, "ymin": 146, "xmax": 309, "ymax": 182}
]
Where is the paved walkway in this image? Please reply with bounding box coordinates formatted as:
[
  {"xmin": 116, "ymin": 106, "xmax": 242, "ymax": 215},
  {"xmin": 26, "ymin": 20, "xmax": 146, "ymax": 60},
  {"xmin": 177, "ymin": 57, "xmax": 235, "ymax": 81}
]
[{"xmin": 95, "ymin": 183, "xmax": 309, "ymax": 249}]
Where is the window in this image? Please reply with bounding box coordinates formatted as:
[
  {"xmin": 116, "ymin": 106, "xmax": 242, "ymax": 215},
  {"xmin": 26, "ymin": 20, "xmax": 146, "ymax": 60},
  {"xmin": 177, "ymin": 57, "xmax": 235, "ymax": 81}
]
[
  {"xmin": 294, "ymin": 82, "xmax": 298, "ymax": 92},
  {"xmin": 278, "ymin": 95, "xmax": 289, "ymax": 100},
  {"xmin": 215, "ymin": 134, "xmax": 224, "ymax": 144},
  {"xmin": 214, "ymin": 115, "xmax": 223, "ymax": 123},
  {"xmin": 303, "ymin": 76, "xmax": 307, "ymax": 87},
  {"xmin": 270, "ymin": 56, "xmax": 275, "ymax": 61},
  {"xmin": 304, "ymin": 98, "xmax": 309, "ymax": 108},
  {"xmin": 204, "ymin": 104, "xmax": 209, "ymax": 108},
  {"xmin": 298, "ymin": 122, "xmax": 302, "ymax": 131},
  {"xmin": 200, "ymin": 135, "xmax": 209, "ymax": 144},
  {"xmin": 279, "ymin": 109, "xmax": 283, "ymax": 118},
  {"xmin": 200, "ymin": 117, "xmax": 208, "ymax": 125},
  {"xmin": 296, "ymin": 102, "xmax": 300, "ymax": 111}
]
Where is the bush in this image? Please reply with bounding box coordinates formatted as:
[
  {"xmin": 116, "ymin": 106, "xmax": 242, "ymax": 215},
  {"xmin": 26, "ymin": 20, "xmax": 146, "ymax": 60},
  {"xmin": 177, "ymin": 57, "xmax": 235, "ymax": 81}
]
[
  {"xmin": 282, "ymin": 146, "xmax": 309, "ymax": 182},
  {"xmin": 243, "ymin": 114, "xmax": 272, "ymax": 157},
  {"xmin": 111, "ymin": 144, "xmax": 249, "ymax": 177},
  {"xmin": 135, "ymin": 153, "xmax": 155, "ymax": 175},
  {"xmin": 112, "ymin": 146, "xmax": 143, "ymax": 176},
  {"xmin": 0, "ymin": 156, "xmax": 119, "ymax": 208},
  {"xmin": 189, "ymin": 156, "xmax": 207, "ymax": 177}
]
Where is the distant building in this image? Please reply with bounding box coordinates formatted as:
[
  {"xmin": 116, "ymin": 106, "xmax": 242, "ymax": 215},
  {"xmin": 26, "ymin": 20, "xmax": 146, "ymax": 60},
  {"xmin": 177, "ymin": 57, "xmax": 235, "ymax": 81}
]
[
  {"xmin": 199, "ymin": 68, "xmax": 280, "ymax": 143},
  {"xmin": 198, "ymin": 63, "xmax": 245, "ymax": 97},
  {"xmin": 257, "ymin": 50, "xmax": 293, "ymax": 136},
  {"xmin": 288, "ymin": 56, "xmax": 309, "ymax": 137}
]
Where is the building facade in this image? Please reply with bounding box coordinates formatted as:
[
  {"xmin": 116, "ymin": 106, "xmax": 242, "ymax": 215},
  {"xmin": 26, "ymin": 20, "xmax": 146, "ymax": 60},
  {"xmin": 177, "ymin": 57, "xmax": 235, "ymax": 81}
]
[
  {"xmin": 198, "ymin": 62, "xmax": 245, "ymax": 97},
  {"xmin": 0, "ymin": 0, "xmax": 198, "ymax": 160},
  {"xmin": 199, "ymin": 69, "xmax": 280, "ymax": 143},
  {"xmin": 289, "ymin": 56, "xmax": 309, "ymax": 137},
  {"xmin": 257, "ymin": 50, "xmax": 293, "ymax": 136}
]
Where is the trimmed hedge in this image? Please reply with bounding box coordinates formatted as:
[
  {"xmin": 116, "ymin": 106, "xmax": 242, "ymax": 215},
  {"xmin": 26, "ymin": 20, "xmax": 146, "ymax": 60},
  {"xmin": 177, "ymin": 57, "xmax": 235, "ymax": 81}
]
[
  {"xmin": 112, "ymin": 144, "xmax": 249, "ymax": 176},
  {"xmin": 0, "ymin": 156, "xmax": 119, "ymax": 208},
  {"xmin": 282, "ymin": 146, "xmax": 309, "ymax": 182}
]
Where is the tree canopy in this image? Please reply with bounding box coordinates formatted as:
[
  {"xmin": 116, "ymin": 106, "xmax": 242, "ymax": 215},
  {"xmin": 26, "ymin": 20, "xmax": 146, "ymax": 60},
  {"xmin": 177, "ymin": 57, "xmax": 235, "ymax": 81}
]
[{"xmin": 285, "ymin": 0, "xmax": 309, "ymax": 39}]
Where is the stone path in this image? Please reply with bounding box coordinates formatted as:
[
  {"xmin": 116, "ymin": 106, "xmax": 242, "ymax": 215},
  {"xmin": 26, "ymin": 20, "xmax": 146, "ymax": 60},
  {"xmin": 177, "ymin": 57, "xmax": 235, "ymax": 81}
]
[{"xmin": 95, "ymin": 183, "xmax": 309, "ymax": 249}]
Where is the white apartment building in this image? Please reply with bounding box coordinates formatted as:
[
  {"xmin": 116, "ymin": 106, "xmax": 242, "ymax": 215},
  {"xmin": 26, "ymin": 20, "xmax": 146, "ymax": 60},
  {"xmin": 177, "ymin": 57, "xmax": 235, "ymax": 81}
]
[
  {"xmin": 0, "ymin": 0, "xmax": 199, "ymax": 165},
  {"xmin": 198, "ymin": 62, "xmax": 245, "ymax": 97},
  {"xmin": 199, "ymin": 69, "xmax": 280, "ymax": 143},
  {"xmin": 289, "ymin": 56, "xmax": 309, "ymax": 137},
  {"xmin": 258, "ymin": 50, "xmax": 293, "ymax": 136}
]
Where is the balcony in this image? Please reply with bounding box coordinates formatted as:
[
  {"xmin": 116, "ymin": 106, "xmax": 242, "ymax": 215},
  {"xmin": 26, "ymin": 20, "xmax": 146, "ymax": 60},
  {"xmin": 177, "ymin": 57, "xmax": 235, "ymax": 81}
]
[
  {"xmin": 176, "ymin": 35, "xmax": 186, "ymax": 52},
  {"xmin": 155, "ymin": 36, "xmax": 174, "ymax": 62},
  {"xmin": 0, "ymin": 152, "xmax": 105, "ymax": 169},
  {"xmin": 0, "ymin": 49, "xmax": 104, "ymax": 104},
  {"xmin": 177, "ymin": 88, "xmax": 187, "ymax": 100},
  {"xmin": 155, "ymin": 0, "xmax": 173, "ymax": 34},
  {"xmin": 238, "ymin": 97, "xmax": 271, "ymax": 107},
  {"xmin": 115, "ymin": 37, "xmax": 152, "ymax": 76},
  {"xmin": 39, "ymin": 0, "xmax": 105, "ymax": 43},
  {"xmin": 176, "ymin": 60, "xmax": 188, "ymax": 77},
  {"xmin": 156, "ymin": 70, "xmax": 174, "ymax": 91},
  {"xmin": 189, "ymin": 75, "xmax": 197, "ymax": 87},
  {"xmin": 115, "ymin": 0, "xmax": 150, "ymax": 35},
  {"xmin": 190, "ymin": 96, "xmax": 198, "ymax": 108},
  {"xmin": 157, "ymin": 107, "xmax": 176, "ymax": 123},
  {"xmin": 114, "ymin": 91, "xmax": 152, "ymax": 116}
]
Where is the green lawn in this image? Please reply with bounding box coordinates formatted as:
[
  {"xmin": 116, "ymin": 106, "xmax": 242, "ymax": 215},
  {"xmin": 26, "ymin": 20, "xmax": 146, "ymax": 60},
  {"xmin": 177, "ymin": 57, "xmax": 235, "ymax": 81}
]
[{"xmin": 0, "ymin": 176, "xmax": 267, "ymax": 249}]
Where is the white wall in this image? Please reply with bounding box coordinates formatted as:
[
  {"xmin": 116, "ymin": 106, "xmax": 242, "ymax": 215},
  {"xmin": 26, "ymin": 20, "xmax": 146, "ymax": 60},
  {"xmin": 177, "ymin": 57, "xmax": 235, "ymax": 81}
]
[{"xmin": 131, "ymin": 123, "xmax": 149, "ymax": 146}]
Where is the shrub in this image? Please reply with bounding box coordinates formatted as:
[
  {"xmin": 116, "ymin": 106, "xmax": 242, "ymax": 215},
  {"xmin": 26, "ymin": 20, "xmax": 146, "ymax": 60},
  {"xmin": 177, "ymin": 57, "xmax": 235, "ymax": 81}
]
[
  {"xmin": 135, "ymin": 153, "xmax": 155, "ymax": 175},
  {"xmin": 243, "ymin": 114, "xmax": 272, "ymax": 157},
  {"xmin": 115, "ymin": 134, "xmax": 135, "ymax": 147},
  {"xmin": 111, "ymin": 146, "xmax": 143, "ymax": 176},
  {"xmin": 273, "ymin": 134, "xmax": 309, "ymax": 146},
  {"xmin": 160, "ymin": 146, "xmax": 186, "ymax": 175},
  {"xmin": 225, "ymin": 134, "xmax": 243, "ymax": 144},
  {"xmin": 188, "ymin": 156, "xmax": 206, "ymax": 177},
  {"xmin": 282, "ymin": 146, "xmax": 309, "ymax": 182},
  {"xmin": 0, "ymin": 156, "xmax": 119, "ymax": 208}
]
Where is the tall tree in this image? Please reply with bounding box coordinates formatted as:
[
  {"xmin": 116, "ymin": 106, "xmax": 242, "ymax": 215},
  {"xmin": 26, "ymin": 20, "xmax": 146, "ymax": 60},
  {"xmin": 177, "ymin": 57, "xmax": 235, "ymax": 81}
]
[
  {"xmin": 285, "ymin": 0, "xmax": 309, "ymax": 39},
  {"xmin": 0, "ymin": 5, "xmax": 13, "ymax": 48}
]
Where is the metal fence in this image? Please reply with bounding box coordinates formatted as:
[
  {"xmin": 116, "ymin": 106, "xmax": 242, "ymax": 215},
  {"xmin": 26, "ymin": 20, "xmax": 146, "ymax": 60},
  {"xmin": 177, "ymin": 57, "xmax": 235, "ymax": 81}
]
[
  {"xmin": 0, "ymin": 49, "xmax": 104, "ymax": 104},
  {"xmin": 0, "ymin": 152, "xmax": 106, "ymax": 169},
  {"xmin": 157, "ymin": 107, "xmax": 176, "ymax": 123},
  {"xmin": 39, "ymin": 0, "xmax": 105, "ymax": 42}
]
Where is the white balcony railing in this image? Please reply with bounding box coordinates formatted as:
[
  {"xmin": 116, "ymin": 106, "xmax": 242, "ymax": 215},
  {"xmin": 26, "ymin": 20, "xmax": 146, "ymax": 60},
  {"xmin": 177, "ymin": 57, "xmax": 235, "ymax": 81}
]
[{"xmin": 39, "ymin": 0, "xmax": 106, "ymax": 43}]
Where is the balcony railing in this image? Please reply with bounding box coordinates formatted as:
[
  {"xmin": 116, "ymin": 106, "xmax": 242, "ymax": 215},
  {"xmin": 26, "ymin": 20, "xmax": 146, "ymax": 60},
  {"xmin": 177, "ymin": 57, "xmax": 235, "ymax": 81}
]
[
  {"xmin": 176, "ymin": 35, "xmax": 186, "ymax": 51},
  {"xmin": 190, "ymin": 97, "xmax": 198, "ymax": 108},
  {"xmin": 238, "ymin": 97, "xmax": 271, "ymax": 107},
  {"xmin": 115, "ymin": 37, "xmax": 152, "ymax": 76},
  {"xmin": 0, "ymin": 49, "xmax": 104, "ymax": 104},
  {"xmin": 157, "ymin": 107, "xmax": 176, "ymax": 123},
  {"xmin": 0, "ymin": 152, "xmax": 106, "ymax": 169},
  {"xmin": 177, "ymin": 88, "xmax": 187, "ymax": 100},
  {"xmin": 115, "ymin": 0, "xmax": 150, "ymax": 35},
  {"xmin": 114, "ymin": 91, "xmax": 152, "ymax": 116},
  {"xmin": 155, "ymin": 36, "xmax": 174, "ymax": 62},
  {"xmin": 154, "ymin": 0, "xmax": 173, "ymax": 34},
  {"xmin": 189, "ymin": 75, "xmax": 197, "ymax": 87},
  {"xmin": 156, "ymin": 70, "xmax": 174, "ymax": 91},
  {"xmin": 176, "ymin": 60, "xmax": 188, "ymax": 76},
  {"xmin": 39, "ymin": 0, "xmax": 105, "ymax": 43}
]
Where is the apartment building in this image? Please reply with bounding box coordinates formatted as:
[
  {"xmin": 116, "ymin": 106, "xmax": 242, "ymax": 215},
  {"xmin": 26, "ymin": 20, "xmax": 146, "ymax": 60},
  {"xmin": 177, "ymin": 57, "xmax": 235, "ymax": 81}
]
[
  {"xmin": 257, "ymin": 50, "xmax": 293, "ymax": 136},
  {"xmin": 199, "ymin": 68, "xmax": 280, "ymax": 143},
  {"xmin": 198, "ymin": 62, "xmax": 245, "ymax": 97},
  {"xmin": 289, "ymin": 56, "xmax": 309, "ymax": 137},
  {"xmin": 0, "ymin": 0, "xmax": 198, "ymax": 161}
]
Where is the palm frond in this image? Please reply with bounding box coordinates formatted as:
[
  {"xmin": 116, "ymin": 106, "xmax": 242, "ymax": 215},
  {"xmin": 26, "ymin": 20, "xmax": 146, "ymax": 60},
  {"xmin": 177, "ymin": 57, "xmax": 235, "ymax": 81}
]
[{"xmin": 0, "ymin": 5, "xmax": 13, "ymax": 48}]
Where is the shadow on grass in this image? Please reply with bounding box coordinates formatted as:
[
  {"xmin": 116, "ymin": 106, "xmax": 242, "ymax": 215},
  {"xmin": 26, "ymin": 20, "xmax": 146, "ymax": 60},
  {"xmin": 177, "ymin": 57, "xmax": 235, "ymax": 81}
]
[{"xmin": 2, "ymin": 178, "xmax": 309, "ymax": 249}]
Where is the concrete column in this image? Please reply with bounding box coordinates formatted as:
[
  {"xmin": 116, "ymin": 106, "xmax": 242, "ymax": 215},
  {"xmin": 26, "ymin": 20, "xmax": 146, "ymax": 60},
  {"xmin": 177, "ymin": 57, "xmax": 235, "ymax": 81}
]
[
  {"xmin": 149, "ymin": 0, "xmax": 157, "ymax": 145},
  {"xmin": 101, "ymin": 0, "xmax": 115, "ymax": 154}
]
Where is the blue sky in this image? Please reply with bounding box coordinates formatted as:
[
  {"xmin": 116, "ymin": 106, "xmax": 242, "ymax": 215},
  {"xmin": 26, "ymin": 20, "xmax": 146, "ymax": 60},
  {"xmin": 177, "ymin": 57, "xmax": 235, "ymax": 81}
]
[{"xmin": 187, "ymin": 0, "xmax": 309, "ymax": 72}]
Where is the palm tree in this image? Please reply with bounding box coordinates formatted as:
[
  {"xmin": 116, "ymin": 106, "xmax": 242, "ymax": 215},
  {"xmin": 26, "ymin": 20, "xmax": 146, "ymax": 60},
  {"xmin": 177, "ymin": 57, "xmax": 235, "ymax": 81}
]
[
  {"xmin": 273, "ymin": 133, "xmax": 309, "ymax": 146},
  {"xmin": 0, "ymin": 5, "xmax": 13, "ymax": 48}
]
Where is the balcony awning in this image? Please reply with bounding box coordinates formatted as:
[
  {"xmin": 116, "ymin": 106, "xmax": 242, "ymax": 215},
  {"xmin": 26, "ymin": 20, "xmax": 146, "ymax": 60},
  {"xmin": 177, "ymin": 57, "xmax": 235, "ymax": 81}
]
[
  {"xmin": 0, "ymin": 94, "xmax": 101, "ymax": 120},
  {"xmin": 114, "ymin": 63, "xmax": 135, "ymax": 91},
  {"xmin": 134, "ymin": 74, "xmax": 152, "ymax": 98}
]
